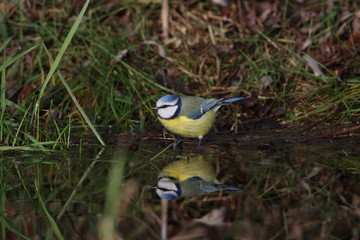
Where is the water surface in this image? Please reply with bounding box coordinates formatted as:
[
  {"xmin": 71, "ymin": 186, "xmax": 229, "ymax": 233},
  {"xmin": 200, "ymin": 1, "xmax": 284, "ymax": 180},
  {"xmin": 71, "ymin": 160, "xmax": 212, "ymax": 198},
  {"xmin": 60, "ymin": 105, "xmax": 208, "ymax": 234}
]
[{"xmin": 1, "ymin": 130, "xmax": 360, "ymax": 239}]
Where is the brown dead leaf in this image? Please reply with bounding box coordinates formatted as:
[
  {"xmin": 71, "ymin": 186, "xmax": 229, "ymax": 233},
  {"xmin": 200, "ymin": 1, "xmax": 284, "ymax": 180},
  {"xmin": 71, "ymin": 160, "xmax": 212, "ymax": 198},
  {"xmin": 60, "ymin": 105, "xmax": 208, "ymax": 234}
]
[
  {"xmin": 302, "ymin": 54, "xmax": 327, "ymax": 83},
  {"xmin": 142, "ymin": 40, "xmax": 167, "ymax": 58},
  {"xmin": 155, "ymin": 69, "xmax": 193, "ymax": 95},
  {"xmin": 114, "ymin": 49, "xmax": 128, "ymax": 62},
  {"xmin": 171, "ymin": 226, "xmax": 208, "ymax": 240},
  {"xmin": 246, "ymin": 8, "xmax": 256, "ymax": 27},
  {"xmin": 0, "ymin": 2, "xmax": 16, "ymax": 14},
  {"xmin": 352, "ymin": 10, "xmax": 360, "ymax": 33},
  {"xmin": 118, "ymin": 178, "xmax": 139, "ymax": 216},
  {"xmin": 260, "ymin": 75, "xmax": 273, "ymax": 89},
  {"xmin": 348, "ymin": 32, "xmax": 360, "ymax": 50},
  {"xmin": 353, "ymin": 194, "xmax": 360, "ymax": 218},
  {"xmin": 194, "ymin": 207, "xmax": 228, "ymax": 227},
  {"xmin": 348, "ymin": 10, "xmax": 360, "ymax": 50},
  {"xmin": 19, "ymin": 84, "xmax": 37, "ymax": 101},
  {"xmin": 300, "ymin": 22, "xmax": 322, "ymax": 34},
  {"xmin": 118, "ymin": 10, "xmax": 131, "ymax": 25},
  {"xmin": 257, "ymin": 2, "xmax": 273, "ymax": 24},
  {"xmin": 212, "ymin": 0, "xmax": 229, "ymax": 7}
]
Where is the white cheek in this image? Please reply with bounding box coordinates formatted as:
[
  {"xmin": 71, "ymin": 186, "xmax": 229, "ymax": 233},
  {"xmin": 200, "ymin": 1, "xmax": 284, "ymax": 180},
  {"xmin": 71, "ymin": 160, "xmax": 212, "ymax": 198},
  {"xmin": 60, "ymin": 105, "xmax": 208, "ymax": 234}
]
[
  {"xmin": 158, "ymin": 106, "xmax": 178, "ymax": 119},
  {"xmin": 156, "ymin": 188, "xmax": 179, "ymax": 200},
  {"xmin": 157, "ymin": 179, "xmax": 177, "ymax": 191}
]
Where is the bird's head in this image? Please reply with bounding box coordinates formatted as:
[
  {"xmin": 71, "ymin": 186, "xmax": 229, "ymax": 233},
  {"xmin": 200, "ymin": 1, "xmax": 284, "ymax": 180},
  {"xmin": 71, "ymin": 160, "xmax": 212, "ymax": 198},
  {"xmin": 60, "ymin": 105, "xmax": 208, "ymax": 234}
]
[
  {"xmin": 153, "ymin": 95, "xmax": 181, "ymax": 119},
  {"xmin": 153, "ymin": 176, "xmax": 182, "ymax": 200}
]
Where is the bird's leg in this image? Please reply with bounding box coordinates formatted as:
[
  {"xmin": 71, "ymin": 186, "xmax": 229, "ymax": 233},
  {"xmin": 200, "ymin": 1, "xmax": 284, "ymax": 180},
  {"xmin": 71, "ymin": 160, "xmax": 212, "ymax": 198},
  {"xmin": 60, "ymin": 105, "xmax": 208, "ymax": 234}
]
[
  {"xmin": 197, "ymin": 136, "xmax": 203, "ymax": 150},
  {"xmin": 173, "ymin": 135, "xmax": 183, "ymax": 150}
]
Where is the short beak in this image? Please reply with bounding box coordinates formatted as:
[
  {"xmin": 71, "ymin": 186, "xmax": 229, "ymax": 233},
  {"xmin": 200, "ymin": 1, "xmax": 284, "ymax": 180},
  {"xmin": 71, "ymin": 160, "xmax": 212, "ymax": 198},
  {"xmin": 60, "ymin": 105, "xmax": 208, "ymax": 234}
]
[{"xmin": 152, "ymin": 107, "xmax": 158, "ymax": 110}]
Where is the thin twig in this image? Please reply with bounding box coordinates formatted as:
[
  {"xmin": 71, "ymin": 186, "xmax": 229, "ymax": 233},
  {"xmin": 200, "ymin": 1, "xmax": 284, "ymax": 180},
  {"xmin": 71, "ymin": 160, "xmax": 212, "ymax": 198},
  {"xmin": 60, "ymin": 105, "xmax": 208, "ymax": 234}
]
[
  {"xmin": 161, "ymin": 198, "xmax": 168, "ymax": 240},
  {"xmin": 161, "ymin": 0, "xmax": 169, "ymax": 42}
]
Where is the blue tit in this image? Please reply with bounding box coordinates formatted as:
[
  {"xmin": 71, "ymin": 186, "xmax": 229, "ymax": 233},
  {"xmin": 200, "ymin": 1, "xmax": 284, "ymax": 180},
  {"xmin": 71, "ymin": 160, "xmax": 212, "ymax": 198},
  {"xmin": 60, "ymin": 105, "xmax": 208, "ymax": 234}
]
[
  {"xmin": 155, "ymin": 176, "xmax": 243, "ymax": 200},
  {"xmin": 153, "ymin": 95, "xmax": 245, "ymax": 146},
  {"xmin": 153, "ymin": 155, "xmax": 242, "ymax": 200}
]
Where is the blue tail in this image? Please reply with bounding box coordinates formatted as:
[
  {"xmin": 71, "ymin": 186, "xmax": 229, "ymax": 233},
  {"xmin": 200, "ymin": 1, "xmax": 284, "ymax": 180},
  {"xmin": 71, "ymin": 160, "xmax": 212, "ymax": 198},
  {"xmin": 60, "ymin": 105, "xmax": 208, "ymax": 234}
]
[
  {"xmin": 214, "ymin": 183, "xmax": 243, "ymax": 191},
  {"xmin": 222, "ymin": 186, "xmax": 243, "ymax": 191},
  {"xmin": 222, "ymin": 97, "xmax": 246, "ymax": 103}
]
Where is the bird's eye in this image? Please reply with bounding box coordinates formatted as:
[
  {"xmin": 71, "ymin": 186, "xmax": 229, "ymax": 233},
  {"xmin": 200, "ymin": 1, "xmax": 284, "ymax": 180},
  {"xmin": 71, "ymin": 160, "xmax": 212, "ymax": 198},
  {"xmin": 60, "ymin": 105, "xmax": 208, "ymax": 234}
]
[
  {"xmin": 156, "ymin": 187, "xmax": 172, "ymax": 192},
  {"xmin": 159, "ymin": 104, "xmax": 175, "ymax": 109}
]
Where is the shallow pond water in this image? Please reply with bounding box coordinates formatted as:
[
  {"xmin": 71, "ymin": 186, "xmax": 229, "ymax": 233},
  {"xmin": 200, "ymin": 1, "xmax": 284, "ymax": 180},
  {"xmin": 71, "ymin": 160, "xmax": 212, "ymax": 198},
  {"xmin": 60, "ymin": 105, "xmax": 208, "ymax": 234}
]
[{"xmin": 1, "ymin": 130, "xmax": 360, "ymax": 240}]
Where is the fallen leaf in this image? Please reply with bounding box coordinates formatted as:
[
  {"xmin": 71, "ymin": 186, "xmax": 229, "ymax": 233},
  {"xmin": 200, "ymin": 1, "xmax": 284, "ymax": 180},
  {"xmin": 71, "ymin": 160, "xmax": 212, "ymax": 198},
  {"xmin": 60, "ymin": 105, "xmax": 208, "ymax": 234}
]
[
  {"xmin": 302, "ymin": 54, "xmax": 327, "ymax": 83},
  {"xmin": 260, "ymin": 75, "xmax": 273, "ymax": 89},
  {"xmin": 212, "ymin": 0, "xmax": 229, "ymax": 7},
  {"xmin": 194, "ymin": 207, "xmax": 228, "ymax": 226},
  {"xmin": 142, "ymin": 40, "xmax": 166, "ymax": 58},
  {"xmin": 114, "ymin": 49, "xmax": 128, "ymax": 62}
]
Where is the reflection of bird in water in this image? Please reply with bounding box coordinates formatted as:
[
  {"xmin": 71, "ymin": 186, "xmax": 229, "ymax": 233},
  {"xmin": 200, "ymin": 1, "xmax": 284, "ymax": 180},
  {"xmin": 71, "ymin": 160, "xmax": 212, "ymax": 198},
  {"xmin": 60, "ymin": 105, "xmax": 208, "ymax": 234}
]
[
  {"xmin": 153, "ymin": 95, "xmax": 246, "ymax": 148},
  {"xmin": 154, "ymin": 155, "xmax": 242, "ymax": 200}
]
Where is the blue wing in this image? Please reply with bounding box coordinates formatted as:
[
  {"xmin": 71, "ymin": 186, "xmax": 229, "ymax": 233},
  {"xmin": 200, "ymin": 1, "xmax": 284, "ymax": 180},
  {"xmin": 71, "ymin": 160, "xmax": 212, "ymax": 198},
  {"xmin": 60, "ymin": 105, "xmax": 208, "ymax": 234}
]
[
  {"xmin": 200, "ymin": 183, "xmax": 243, "ymax": 192},
  {"xmin": 190, "ymin": 99, "xmax": 221, "ymax": 119},
  {"xmin": 185, "ymin": 176, "xmax": 204, "ymax": 181},
  {"xmin": 200, "ymin": 183, "xmax": 220, "ymax": 192},
  {"xmin": 189, "ymin": 97, "xmax": 246, "ymax": 119},
  {"xmin": 184, "ymin": 176, "xmax": 219, "ymax": 192},
  {"xmin": 185, "ymin": 176, "xmax": 243, "ymax": 192}
]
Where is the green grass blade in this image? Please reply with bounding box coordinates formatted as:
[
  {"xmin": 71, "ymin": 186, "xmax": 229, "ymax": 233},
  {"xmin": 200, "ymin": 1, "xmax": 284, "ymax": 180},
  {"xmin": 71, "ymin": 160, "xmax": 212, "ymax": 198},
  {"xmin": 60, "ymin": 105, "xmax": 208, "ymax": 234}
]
[
  {"xmin": 0, "ymin": 54, "xmax": 5, "ymax": 141},
  {"xmin": 0, "ymin": 164, "xmax": 5, "ymax": 240},
  {"xmin": 0, "ymin": 43, "xmax": 40, "ymax": 72},
  {"xmin": 4, "ymin": 99, "xmax": 25, "ymax": 112},
  {"xmin": 0, "ymin": 37, "xmax": 12, "ymax": 54},
  {"xmin": 57, "ymin": 160, "xmax": 98, "ymax": 220},
  {"xmin": 0, "ymin": 145, "xmax": 53, "ymax": 151},
  {"xmin": 14, "ymin": 164, "xmax": 32, "ymax": 200},
  {"xmin": 41, "ymin": 44, "xmax": 106, "ymax": 146},
  {"xmin": 12, "ymin": 104, "xmax": 32, "ymax": 146},
  {"xmin": 0, "ymin": 214, "xmax": 31, "ymax": 240},
  {"xmin": 149, "ymin": 143, "xmax": 173, "ymax": 162},
  {"xmin": 60, "ymin": 73, "xmax": 106, "ymax": 145},
  {"xmin": 34, "ymin": 0, "xmax": 90, "ymax": 109},
  {"xmin": 55, "ymin": 148, "xmax": 105, "ymax": 237},
  {"xmin": 33, "ymin": 0, "xmax": 91, "ymax": 129},
  {"xmin": 35, "ymin": 174, "xmax": 65, "ymax": 240},
  {"xmin": 99, "ymin": 149, "xmax": 127, "ymax": 240},
  {"xmin": 21, "ymin": 132, "xmax": 47, "ymax": 150},
  {"xmin": 36, "ymin": 0, "xmax": 105, "ymax": 146}
]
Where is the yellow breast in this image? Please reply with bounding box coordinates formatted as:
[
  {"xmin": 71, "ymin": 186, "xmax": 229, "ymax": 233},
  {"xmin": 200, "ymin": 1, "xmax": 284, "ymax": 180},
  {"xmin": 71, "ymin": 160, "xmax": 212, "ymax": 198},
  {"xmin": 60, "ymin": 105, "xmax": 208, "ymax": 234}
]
[{"xmin": 159, "ymin": 111, "xmax": 216, "ymax": 138}]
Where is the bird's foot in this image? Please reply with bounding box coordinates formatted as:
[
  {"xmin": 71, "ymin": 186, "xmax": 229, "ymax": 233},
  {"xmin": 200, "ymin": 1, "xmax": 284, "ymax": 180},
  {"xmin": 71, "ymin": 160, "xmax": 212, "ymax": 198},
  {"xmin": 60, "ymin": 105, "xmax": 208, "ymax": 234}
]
[{"xmin": 173, "ymin": 139, "xmax": 183, "ymax": 151}]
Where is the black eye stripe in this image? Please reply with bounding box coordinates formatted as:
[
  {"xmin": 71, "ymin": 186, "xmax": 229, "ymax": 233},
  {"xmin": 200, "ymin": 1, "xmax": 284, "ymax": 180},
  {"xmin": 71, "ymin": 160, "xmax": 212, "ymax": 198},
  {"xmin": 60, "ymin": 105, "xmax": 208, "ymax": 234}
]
[
  {"xmin": 157, "ymin": 187, "xmax": 175, "ymax": 192},
  {"xmin": 159, "ymin": 104, "xmax": 176, "ymax": 109}
]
